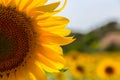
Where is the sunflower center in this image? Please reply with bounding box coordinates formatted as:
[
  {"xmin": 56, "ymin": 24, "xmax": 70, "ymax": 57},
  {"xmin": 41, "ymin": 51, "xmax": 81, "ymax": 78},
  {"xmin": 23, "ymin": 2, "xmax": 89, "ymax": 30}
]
[
  {"xmin": 0, "ymin": 34, "xmax": 13, "ymax": 54},
  {"xmin": 0, "ymin": 34, "xmax": 15, "ymax": 61},
  {"xmin": 105, "ymin": 66, "xmax": 114, "ymax": 75},
  {"xmin": 76, "ymin": 65, "xmax": 84, "ymax": 73},
  {"xmin": 72, "ymin": 55, "xmax": 77, "ymax": 60},
  {"xmin": 0, "ymin": 6, "xmax": 33, "ymax": 72}
]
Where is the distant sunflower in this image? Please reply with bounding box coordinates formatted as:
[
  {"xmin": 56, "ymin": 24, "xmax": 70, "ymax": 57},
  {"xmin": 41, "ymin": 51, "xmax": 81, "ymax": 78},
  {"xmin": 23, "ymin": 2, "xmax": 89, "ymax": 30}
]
[
  {"xmin": 65, "ymin": 51, "xmax": 79, "ymax": 63},
  {"xmin": 96, "ymin": 59, "xmax": 120, "ymax": 79},
  {"xmin": 0, "ymin": 0, "xmax": 74, "ymax": 80},
  {"xmin": 69, "ymin": 62, "xmax": 86, "ymax": 78},
  {"xmin": 54, "ymin": 72, "xmax": 66, "ymax": 80}
]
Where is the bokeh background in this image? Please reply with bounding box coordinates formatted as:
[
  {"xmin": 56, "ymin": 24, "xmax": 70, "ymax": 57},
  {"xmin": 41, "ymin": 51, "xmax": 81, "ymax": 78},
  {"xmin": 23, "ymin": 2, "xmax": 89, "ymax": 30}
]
[{"xmin": 47, "ymin": 0, "xmax": 120, "ymax": 80}]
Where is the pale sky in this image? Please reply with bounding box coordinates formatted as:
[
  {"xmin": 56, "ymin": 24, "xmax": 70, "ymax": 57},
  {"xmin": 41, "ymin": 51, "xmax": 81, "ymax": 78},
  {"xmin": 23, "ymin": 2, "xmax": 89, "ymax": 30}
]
[{"xmin": 48, "ymin": 0, "xmax": 120, "ymax": 34}]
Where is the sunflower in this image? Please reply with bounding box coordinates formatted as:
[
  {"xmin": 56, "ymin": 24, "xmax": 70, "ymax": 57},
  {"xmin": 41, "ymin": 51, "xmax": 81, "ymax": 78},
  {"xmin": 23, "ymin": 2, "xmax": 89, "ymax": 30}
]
[
  {"xmin": 96, "ymin": 59, "xmax": 120, "ymax": 80},
  {"xmin": 69, "ymin": 62, "xmax": 85, "ymax": 78},
  {"xmin": 0, "ymin": 0, "xmax": 74, "ymax": 80},
  {"xmin": 53, "ymin": 72, "xmax": 66, "ymax": 80},
  {"xmin": 69, "ymin": 58, "xmax": 94, "ymax": 79},
  {"xmin": 64, "ymin": 51, "xmax": 80, "ymax": 64}
]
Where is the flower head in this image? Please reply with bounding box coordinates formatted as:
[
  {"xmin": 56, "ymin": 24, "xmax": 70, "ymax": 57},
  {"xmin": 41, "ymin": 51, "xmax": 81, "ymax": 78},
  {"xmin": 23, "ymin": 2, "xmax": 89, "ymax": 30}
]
[
  {"xmin": 96, "ymin": 59, "xmax": 120, "ymax": 79},
  {"xmin": 0, "ymin": 0, "xmax": 74, "ymax": 79}
]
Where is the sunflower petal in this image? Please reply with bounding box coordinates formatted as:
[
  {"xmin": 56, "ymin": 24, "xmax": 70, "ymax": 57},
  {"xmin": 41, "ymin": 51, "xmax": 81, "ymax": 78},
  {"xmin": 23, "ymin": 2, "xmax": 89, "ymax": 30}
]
[
  {"xmin": 40, "ymin": 62, "xmax": 59, "ymax": 72},
  {"xmin": 4, "ymin": 0, "xmax": 11, "ymax": 6},
  {"xmin": 28, "ymin": 64, "xmax": 47, "ymax": 80},
  {"xmin": 23, "ymin": 1, "xmax": 34, "ymax": 12},
  {"xmin": 26, "ymin": 0, "xmax": 47, "ymax": 11},
  {"xmin": 36, "ymin": 61, "xmax": 62, "ymax": 73},
  {"xmin": 32, "ymin": 0, "xmax": 67, "ymax": 18},
  {"xmin": 36, "ymin": 53, "xmax": 64, "ymax": 71},
  {"xmin": 0, "ymin": 0, "xmax": 2, "ymax": 4},
  {"xmin": 37, "ymin": 16, "xmax": 69, "ymax": 28},
  {"xmin": 49, "ymin": 29, "xmax": 71, "ymax": 36},
  {"xmin": 28, "ymin": 73, "xmax": 37, "ymax": 80},
  {"xmin": 39, "ymin": 31, "xmax": 75, "ymax": 45},
  {"xmin": 15, "ymin": 68, "xmax": 28, "ymax": 80},
  {"xmin": 0, "ymin": 0, "xmax": 4, "ymax": 5},
  {"xmin": 15, "ymin": 0, "xmax": 21, "ymax": 8},
  {"xmin": 39, "ymin": 28, "xmax": 71, "ymax": 36},
  {"xmin": 37, "ymin": 0, "xmax": 67, "ymax": 13},
  {"xmin": 36, "ymin": 53, "xmax": 59, "ymax": 69},
  {"xmin": 36, "ymin": 44, "xmax": 65, "ymax": 64},
  {"xmin": 36, "ymin": 36, "xmax": 64, "ymax": 53},
  {"xmin": 44, "ymin": 35, "xmax": 74, "ymax": 45},
  {"xmin": 19, "ymin": 0, "xmax": 33, "ymax": 11},
  {"xmin": 55, "ymin": 0, "xmax": 67, "ymax": 12},
  {"xmin": 35, "ymin": 11, "xmax": 57, "ymax": 20},
  {"xmin": 36, "ymin": 2, "xmax": 60, "ymax": 12}
]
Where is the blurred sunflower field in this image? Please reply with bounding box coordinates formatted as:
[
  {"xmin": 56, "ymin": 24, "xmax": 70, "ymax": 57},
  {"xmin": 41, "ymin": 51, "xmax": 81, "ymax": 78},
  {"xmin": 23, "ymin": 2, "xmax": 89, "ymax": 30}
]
[{"xmin": 47, "ymin": 21, "xmax": 120, "ymax": 80}]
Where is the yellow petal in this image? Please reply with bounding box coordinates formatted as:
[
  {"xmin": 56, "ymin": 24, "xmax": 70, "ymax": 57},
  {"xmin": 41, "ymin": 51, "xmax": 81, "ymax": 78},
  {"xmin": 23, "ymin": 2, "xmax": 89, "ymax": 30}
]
[
  {"xmin": 36, "ymin": 53, "xmax": 64, "ymax": 71},
  {"xmin": 0, "ymin": 0, "xmax": 2, "ymax": 4},
  {"xmin": 38, "ymin": 43, "xmax": 63, "ymax": 55},
  {"xmin": 35, "ymin": 11, "xmax": 58, "ymax": 20},
  {"xmin": 55, "ymin": 0, "xmax": 67, "ymax": 12},
  {"xmin": 40, "ymin": 28, "xmax": 71, "ymax": 36},
  {"xmin": 36, "ymin": 44, "xmax": 65, "ymax": 64},
  {"xmin": 36, "ymin": 37, "xmax": 63, "ymax": 55},
  {"xmin": 39, "ymin": 31, "xmax": 75, "ymax": 45},
  {"xmin": 36, "ymin": 53, "xmax": 58, "ymax": 70},
  {"xmin": 36, "ymin": 19, "xmax": 71, "ymax": 36},
  {"xmin": 8, "ymin": 0, "xmax": 16, "ymax": 7},
  {"xmin": 37, "ymin": 16, "xmax": 69, "ymax": 28},
  {"xmin": 36, "ymin": 61, "xmax": 62, "ymax": 73},
  {"xmin": 4, "ymin": 0, "xmax": 11, "ymax": 6},
  {"xmin": 35, "ymin": 0, "xmax": 67, "ymax": 20},
  {"xmin": 51, "ymin": 29, "xmax": 71, "ymax": 36},
  {"xmin": 19, "ymin": 0, "xmax": 33, "ymax": 11},
  {"xmin": 36, "ymin": 2, "xmax": 60, "ymax": 12},
  {"xmin": 0, "ymin": 0, "xmax": 4, "ymax": 5},
  {"xmin": 28, "ymin": 63, "xmax": 47, "ymax": 80},
  {"xmin": 28, "ymin": 72, "xmax": 37, "ymax": 80},
  {"xmin": 15, "ymin": 0, "xmax": 21, "ymax": 8},
  {"xmin": 26, "ymin": 0, "xmax": 47, "ymax": 13},
  {"xmin": 41, "ymin": 62, "xmax": 59, "ymax": 72},
  {"xmin": 15, "ymin": 68, "xmax": 28, "ymax": 80},
  {"xmin": 32, "ymin": 0, "xmax": 66, "ymax": 18},
  {"xmin": 43, "ymin": 44, "xmax": 63, "ymax": 55}
]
